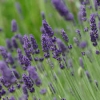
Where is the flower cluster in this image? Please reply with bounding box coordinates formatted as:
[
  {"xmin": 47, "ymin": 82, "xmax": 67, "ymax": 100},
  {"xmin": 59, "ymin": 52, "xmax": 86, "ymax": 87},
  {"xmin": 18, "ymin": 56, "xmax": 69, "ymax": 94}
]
[{"xmin": 0, "ymin": 0, "xmax": 100, "ymax": 100}]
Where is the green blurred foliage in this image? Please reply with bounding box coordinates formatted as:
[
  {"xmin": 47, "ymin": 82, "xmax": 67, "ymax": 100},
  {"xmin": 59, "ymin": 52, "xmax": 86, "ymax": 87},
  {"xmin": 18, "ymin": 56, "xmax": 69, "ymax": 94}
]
[{"xmin": 0, "ymin": 0, "xmax": 42, "ymax": 44}]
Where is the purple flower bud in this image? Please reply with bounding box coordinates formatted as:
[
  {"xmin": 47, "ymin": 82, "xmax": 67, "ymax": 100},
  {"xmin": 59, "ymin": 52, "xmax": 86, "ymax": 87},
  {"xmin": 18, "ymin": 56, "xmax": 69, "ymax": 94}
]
[
  {"xmin": 40, "ymin": 88, "xmax": 47, "ymax": 95},
  {"xmin": 79, "ymin": 41, "xmax": 87, "ymax": 48},
  {"xmin": 94, "ymin": 80, "xmax": 98, "ymax": 87},
  {"xmin": 85, "ymin": 70, "xmax": 91, "ymax": 82},
  {"xmin": 11, "ymin": 19, "xmax": 18, "ymax": 32},
  {"xmin": 41, "ymin": 11, "xmax": 45, "ymax": 19},
  {"xmin": 8, "ymin": 86, "xmax": 15, "ymax": 93},
  {"xmin": 96, "ymin": 50, "xmax": 100, "ymax": 54}
]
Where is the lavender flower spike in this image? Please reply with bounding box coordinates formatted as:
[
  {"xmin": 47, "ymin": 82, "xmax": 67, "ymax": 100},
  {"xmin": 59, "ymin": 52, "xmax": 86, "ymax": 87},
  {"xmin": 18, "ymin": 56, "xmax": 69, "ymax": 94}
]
[
  {"xmin": 42, "ymin": 19, "xmax": 54, "ymax": 37},
  {"xmin": 52, "ymin": 0, "xmax": 74, "ymax": 21},
  {"xmin": 11, "ymin": 19, "xmax": 18, "ymax": 32},
  {"xmin": 0, "ymin": 61, "xmax": 16, "ymax": 86}
]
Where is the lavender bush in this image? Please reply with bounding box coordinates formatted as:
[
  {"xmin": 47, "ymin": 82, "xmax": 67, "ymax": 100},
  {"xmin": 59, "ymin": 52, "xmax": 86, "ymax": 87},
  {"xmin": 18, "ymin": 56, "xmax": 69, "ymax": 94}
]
[{"xmin": 0, "ymin": 0, "xmax": 100, "ymax": 100}]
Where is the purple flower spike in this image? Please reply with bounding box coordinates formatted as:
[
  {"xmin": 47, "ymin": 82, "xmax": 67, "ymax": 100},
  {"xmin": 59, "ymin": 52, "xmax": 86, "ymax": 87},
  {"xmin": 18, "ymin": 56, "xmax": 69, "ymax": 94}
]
[
  {"xmin": 6, "ymin": 39, "xmax": 13, "ymax": 51},
  {"xmin": 61, "ymin": 29, "xmax": 69, "ymax": 42},
  {"xmin": 22, "ymin": 74, "xmax": 33, "ymax": 89},
  {"xmin": 52, "ymin": 0, "xmax": 74, "ymax": 21},
  {"xmin": 42, "ymin": 19, "xmax": 54, "ymax": 37},
  {"xmin": 12, "ymin": 37, "xmax": 18, "ymax": 49},
  {"xmin": 80, "ymin": 5, "xmax": 87, "ymax": 21},
  {"xmin": 27, "ymin": 66, "xmax": 39, "ymax": 81},
  {"xmin": 22, "ymin": 85, "xmax": 28, "ymax": 96},
  {"xmin": 30, "ymin": 34, "xmax": 38, "ymax": 50},
  {"xmin": 85, "ymin": 70, "xmax": 91, "ymax": 82},
  {"xmin": 11, "ymin": 19, "xmax": 18, "ymax": 32},
  {"xmin": 23, "ymin": 35, "xmax": 31, "ymax": 49},
  {"xmin": 56, "ymin": 38, "xmax": 66, "ymax": 53},
  {"xmin": 0, "ymin": 61, "xmax": 16, "ymax": 86}
]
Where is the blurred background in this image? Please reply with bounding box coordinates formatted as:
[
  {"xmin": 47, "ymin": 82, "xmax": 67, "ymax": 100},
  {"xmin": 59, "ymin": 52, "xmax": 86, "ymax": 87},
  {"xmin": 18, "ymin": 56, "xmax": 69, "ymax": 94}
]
[{"xmin": 0, "ymin": 0, "xmax": 79, "ymax": 45}]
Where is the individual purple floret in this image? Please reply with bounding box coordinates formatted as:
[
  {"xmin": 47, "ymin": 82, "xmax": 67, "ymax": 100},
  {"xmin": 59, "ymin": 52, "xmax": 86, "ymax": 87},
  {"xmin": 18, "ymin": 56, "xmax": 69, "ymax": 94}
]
[
  {"xmin": 35, "ymin": 78, "xmax": 42, "ymax": 87},
  {"xmin": 11, "ymin": 19, "xmax": 18, "ymax": 32},
  {"xmin": 41, "ymin": 11, "xmax": 45, "ymax": 19},
  {"xmin": 42, "ymin": 19, "xmax": 54, "ymax": 37},
  {"xmin": 52, "ymin": 0, "xmax": 74, "ymax": 21},
  {"xmin": 40, "ymin": 88, "xmax": 47, "ymax": 95},
  {"xmin": 61, "ymin": 29, "xmax": 69, "ymax": 42}
]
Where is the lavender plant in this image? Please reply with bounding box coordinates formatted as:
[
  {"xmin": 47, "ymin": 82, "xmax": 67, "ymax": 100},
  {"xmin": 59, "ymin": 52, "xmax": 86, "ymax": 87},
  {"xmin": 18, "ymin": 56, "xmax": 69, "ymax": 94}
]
[{"xmin": 0, "ymin": 0, "xmax": 100, "ymax": 100}]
